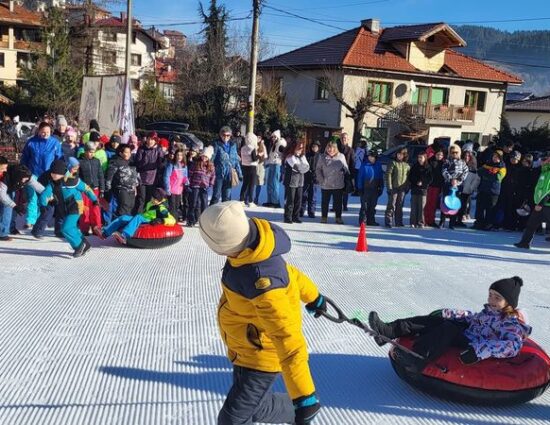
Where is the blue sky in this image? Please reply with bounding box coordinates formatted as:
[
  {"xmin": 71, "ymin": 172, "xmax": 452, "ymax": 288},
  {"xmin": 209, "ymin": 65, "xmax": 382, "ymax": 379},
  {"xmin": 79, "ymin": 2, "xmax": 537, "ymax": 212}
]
[{"xmin": 121, "ymin": 0, "xmax": 550, "ymax": 55}]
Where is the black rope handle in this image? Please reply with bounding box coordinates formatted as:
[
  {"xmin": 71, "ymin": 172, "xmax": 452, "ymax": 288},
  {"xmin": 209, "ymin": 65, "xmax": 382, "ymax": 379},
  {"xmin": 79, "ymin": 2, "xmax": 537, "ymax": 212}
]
[{"xmin": 318, "ymin": 297, "xmax": 427, "ymax": 361}]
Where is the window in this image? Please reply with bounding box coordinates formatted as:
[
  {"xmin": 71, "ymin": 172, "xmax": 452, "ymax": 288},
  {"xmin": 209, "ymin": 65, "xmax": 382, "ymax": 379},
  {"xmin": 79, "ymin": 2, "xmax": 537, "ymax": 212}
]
[
  {"xmin": 0, "ymin": 53, "xmax": 4, "ymax": 68},
  {"xmin": 132, "ymin": 32, "xmax": 137, "ymax": 44},
  {"xmin": 131, "ymin": 54, "xmax": 142, "ymax": 66},
  {"xmin": 103, "ymin": 31, "xmax": 117, "ymax": 42},
  {"xmin": 464, "ymin": 90, "xmax": 486, "ymax": 112},
  {"xmin": 411, "ymin": 86, "xmax": 449, "ymax": 106},
  {"xmin": 103, "ymin": 50, "xmax": 116, "ymax": 65},
  {"xmin": 273, "ymin": 77, "xmax": 283, "ymax": 95},
  {"xmin": 460, "ymin": 132, "xmax": 480, "ymax": 143},
  {"xmin": 368, "ymin": 81, "xmax": 392, "ymax": 104},
  {"xmin": 315, "ymin": 78, "xmax": 329, "ymax": 100},
  {"xmin": 411, "ymin": 85, "xmax": 430, "ymax": 105},
  {"xmin": 430, "ymin": 87, "xmax": 449, "ymax": 106},
  {"xmin": 131, "ymin": 79, "xmax": 140, "ymax": 91}
]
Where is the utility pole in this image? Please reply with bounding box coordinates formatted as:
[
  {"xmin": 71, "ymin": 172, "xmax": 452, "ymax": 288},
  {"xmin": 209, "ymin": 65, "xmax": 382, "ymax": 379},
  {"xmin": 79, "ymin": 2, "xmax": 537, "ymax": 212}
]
[
  {"xmin": 246, "ymin": 0, "xmax": 261, "ymax": 134},
  {"xmin": 125, "ymin": 0, "xmax": 133, "ymax": 87}
]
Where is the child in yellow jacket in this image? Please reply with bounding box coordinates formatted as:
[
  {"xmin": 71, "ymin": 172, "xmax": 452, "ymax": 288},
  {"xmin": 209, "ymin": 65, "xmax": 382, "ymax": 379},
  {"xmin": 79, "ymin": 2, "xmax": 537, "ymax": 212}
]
[{"xmin": 199, "ymin": 201, "xmax": 325, "ymax": 425}]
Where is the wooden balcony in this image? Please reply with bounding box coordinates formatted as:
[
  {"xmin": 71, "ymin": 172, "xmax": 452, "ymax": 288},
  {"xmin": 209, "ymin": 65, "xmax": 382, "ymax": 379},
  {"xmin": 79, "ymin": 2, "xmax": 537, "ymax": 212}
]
[
  {"xmin": 0, "ymin": 40, "xmax": 8, "ymax": 48},
  {"xmin": 13, "ymin": 40, "xmax": 42, "ymax": 51},
  {"xmin": 405, "ymin": 103, "xmax": 475, "ymax": 125}
]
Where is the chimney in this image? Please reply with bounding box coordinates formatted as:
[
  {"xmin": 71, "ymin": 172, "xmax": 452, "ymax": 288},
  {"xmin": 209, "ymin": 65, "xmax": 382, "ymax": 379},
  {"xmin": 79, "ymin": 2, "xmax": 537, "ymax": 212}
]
[
  {"xmin": 121, "ymin": 12, "xmax": 127, "ymax": 22},
  {"xmin": 362, "ymin": 18, "xmax": 380, "ymax": 34},
  {"xmin": 9, "ymin": 0, "xmax": 14, "ymax": 13}
]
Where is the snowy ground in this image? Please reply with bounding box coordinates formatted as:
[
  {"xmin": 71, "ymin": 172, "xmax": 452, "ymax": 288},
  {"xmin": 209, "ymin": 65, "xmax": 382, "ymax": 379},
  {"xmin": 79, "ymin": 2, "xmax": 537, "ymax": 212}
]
[{"xmin": 1, "ymin": 193, "xmax": 549, "ymax": 425}]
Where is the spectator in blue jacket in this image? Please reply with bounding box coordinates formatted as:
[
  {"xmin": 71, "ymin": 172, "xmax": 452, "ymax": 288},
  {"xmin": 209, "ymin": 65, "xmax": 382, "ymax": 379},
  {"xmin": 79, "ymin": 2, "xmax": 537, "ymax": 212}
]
[
  {"xmin": 210, "ymin": 126, "xmax": 242, "ymax": 205},
  {"xmin": 357, "ymin": 150, "xmax": 384, "ymax": 226},
  {"xmin": 21, "ymin": 121, "xmax": 63, "ymax": 229}
]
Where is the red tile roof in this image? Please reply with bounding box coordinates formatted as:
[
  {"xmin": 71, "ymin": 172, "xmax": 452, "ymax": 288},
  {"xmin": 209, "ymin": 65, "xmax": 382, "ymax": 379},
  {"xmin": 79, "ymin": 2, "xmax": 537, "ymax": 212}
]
[
  {"xmin": 259, "ymin": 25, "xmax": 522, "ymax": 85},
  {"xmin": 0, "ymin": 3, "xmax": 42, "ymax": 27},
  {"xmin": 444, "ymin": 50, "xmax": 522, "ymax": 85},
  {"xmin": 156, "ymin": 60, "xmax": 177, "ymax": 84}
]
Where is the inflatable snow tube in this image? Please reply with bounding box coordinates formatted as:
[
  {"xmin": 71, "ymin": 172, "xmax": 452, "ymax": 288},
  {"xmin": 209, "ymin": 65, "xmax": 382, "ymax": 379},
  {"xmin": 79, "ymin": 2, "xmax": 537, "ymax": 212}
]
[
  {"xmin": 390, "ymin": 336, "xmax": 550, "ymax": 405},
  {"xmin": 125, "ymin": 224, "xmax": 184, "ymax": 249}
]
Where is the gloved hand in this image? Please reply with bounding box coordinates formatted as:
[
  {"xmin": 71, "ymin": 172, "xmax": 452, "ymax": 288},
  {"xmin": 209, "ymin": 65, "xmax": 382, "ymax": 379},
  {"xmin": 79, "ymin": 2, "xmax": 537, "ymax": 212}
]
[
  {"xmin": 293, "ymin": 394, "xmax": 320, "ymax": 425},
  {"xmin": 149, "ymin": 218, "xmax": 164, "ymax": 225},
  {"xmin": 14, "ymin": 203, "xmax": 26, "ymax": 215},
  {"xmin": 305, "ymin": 295, "xmax": 327, "ymax": 318},
  {"xmin": 459, "ymin": 347, "xmax": 479, "ymax": 365}
]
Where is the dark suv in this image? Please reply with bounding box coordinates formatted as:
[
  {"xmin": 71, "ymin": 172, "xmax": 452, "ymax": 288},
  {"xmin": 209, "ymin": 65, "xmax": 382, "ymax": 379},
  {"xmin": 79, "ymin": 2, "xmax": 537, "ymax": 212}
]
[
  {"xmin": 378, "ymin": 144, "xmax": 429, "ymax": 171},
  {"xmin": 139, "ymin": 121, "xmax": 204, "ymax": 151}
]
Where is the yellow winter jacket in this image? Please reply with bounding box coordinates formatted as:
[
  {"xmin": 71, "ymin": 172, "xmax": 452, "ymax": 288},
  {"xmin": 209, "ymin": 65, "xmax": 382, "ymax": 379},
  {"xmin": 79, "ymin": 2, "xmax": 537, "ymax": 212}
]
[{"xmin": 218, "ymin": 217, "xmax": 319, "ymax": 400}]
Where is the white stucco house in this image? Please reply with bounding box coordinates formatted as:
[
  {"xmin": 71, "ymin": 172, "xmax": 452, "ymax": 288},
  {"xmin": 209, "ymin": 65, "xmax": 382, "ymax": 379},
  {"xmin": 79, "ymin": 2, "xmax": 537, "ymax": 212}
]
[
  {"xmin": 0, "ymin": 0, "xmax": 42, "ymax": 87},
  {"xmin": 505, "ymin": 96, "xmax": 550, "ymax": 130},
  {"xmin": 258, "ymin": 19, "xmax": 523, "ymax": 147}
]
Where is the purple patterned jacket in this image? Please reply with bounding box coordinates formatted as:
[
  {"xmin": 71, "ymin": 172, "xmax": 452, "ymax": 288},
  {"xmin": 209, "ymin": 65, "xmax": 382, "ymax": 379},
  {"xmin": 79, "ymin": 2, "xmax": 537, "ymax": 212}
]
[{"xmin": 442, "ymin": 305, "xmax": 532, "ymax": 360}]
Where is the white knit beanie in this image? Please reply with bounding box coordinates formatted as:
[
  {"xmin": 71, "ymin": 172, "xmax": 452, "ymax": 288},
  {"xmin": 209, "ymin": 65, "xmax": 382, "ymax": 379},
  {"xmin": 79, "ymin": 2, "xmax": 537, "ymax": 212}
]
[{"xmin": 199, "ymin": 201, "xmax": 250, "ymax": 256}]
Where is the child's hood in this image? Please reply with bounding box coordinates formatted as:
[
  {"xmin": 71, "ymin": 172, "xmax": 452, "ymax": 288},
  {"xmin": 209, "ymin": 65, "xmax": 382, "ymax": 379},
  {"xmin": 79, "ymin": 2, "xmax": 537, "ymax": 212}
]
[{"xmin": 228, "ymin": 218, "xmax": 291, "ymax": 267}]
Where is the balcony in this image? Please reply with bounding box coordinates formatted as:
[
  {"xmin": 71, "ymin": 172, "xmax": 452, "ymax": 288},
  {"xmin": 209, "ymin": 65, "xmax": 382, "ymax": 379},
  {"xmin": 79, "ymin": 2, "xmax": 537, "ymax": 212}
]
[
  {"xmin": 405, "ymin": 103, "xmax": 475, "ymax": 126},
  {"xmin": 14, "ymin": 40, "xmax": 42, "ymax": 51}
]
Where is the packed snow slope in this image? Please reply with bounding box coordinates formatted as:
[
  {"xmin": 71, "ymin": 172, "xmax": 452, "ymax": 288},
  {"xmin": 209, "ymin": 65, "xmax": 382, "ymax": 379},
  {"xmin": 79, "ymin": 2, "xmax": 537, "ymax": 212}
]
[{"xmin": 1, "ymin": 199, "xmax": 549, "ymax": 425}]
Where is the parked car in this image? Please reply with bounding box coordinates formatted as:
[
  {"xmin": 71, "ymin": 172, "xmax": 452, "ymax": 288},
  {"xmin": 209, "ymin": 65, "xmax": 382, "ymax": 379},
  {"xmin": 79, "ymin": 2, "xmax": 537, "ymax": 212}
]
[
  {"xmin": 378, "ymin": 144, "xmax": 429, "ymax": 171},
  {"xmin": 138, "ymin": 121, "xmax": 204, "ymax": 151}
]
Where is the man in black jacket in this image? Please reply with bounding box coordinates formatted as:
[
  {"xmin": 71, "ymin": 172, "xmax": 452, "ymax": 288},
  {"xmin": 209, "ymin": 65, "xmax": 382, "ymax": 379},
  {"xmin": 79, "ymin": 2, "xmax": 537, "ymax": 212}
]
[{"xmin": 105, "ymin": 144, "xmax": 140, "ymax": 217}]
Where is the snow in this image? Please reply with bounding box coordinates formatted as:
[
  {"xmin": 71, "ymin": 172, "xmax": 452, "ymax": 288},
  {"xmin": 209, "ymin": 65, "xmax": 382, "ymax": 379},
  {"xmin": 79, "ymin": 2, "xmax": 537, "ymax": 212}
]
[{"xmin": 1, "ymin": 194, "xmax": 549, "ymax": 425}]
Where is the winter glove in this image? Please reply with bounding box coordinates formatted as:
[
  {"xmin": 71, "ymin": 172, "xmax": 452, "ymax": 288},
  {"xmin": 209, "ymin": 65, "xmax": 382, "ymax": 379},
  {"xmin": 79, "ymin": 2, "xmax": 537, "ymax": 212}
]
[
  {"xmin": 459, "ymin": 347, "xmax": 479, "ymax": 365},
  {"xmin": 293, "ymin": 394, "xmax": 320, "ymax": 425},
  {"xmin": 14, "ymin": 203, "xmax": 26, "ymax": 215},
  {"xmin": 305, "ymin": 294, "xmax": 327, "ymax": 318},
  {"xmin": 149, "ymin": 218, "xmax": 164, "ymax": 226}
]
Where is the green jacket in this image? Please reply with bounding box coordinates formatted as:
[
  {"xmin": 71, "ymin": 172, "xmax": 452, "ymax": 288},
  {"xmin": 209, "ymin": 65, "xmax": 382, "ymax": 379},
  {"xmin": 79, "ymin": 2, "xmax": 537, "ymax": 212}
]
[
  {"xmin": 385, "ymin": 160, "xmax": 410, "ymax": 191},
  {"xmin": 141, "ymin": 200, "xmax": 176, "ymax": 225},
  {"xmin": 534, "ymin": 164, "xmax": 550, "ymax": 207}
]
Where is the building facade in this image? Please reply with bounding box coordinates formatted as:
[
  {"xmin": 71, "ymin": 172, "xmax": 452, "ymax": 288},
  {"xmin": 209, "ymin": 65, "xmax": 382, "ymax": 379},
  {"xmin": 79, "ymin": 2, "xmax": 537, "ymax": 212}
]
[
  {"xmin": 505, "ymin": 96, "xmax": 550, "ymax": 130},
  {"xmin": 0, "ymin": 0, "xmax": 42, "ymax": 87},
  {"xmin": 259, "ymin": 20, "xmax": 522, "ymax": 147}
]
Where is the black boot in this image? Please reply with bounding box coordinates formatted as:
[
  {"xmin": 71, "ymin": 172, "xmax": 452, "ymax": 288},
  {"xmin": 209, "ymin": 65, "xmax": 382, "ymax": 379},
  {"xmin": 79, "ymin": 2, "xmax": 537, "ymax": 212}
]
[
  {"xmin": 73, "ymin": 238, "xmax": 91, "ymax": 258},
  {"xmin": 368, "ymin": 311, "xmax": 396, "ymax": 346}
]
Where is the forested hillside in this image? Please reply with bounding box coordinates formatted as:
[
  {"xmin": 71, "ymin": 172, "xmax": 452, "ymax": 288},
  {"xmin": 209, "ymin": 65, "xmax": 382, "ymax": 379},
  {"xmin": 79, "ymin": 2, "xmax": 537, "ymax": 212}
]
[{"xmin": 455, "ymin": 26, "xmax": 550, "ymax": 94}]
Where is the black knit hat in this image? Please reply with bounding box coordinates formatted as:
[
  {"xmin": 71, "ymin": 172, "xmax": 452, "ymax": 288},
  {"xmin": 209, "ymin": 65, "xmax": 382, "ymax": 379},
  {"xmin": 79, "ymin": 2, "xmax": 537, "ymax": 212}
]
[
  {"xmin": 152, "ymin": 188, "xmax": 167, "ymax": 201},
  {"xmin": 50, "ymin": 160, "xmax": 66, "ymax": 175},
  {"xmin": 490, "ymin": 276, "xmax": 523, "ymax": 309}
]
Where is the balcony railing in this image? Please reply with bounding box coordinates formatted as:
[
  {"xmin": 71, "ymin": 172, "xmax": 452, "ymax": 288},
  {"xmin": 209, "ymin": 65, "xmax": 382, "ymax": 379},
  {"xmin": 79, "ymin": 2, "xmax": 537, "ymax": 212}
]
[
  {"xmin": 13, "ymin": 40, "xmax": 42, "ymax": 51},
  {"xmin": 406, "ymin": 103, "xmax": 476, "ymax": 123}
]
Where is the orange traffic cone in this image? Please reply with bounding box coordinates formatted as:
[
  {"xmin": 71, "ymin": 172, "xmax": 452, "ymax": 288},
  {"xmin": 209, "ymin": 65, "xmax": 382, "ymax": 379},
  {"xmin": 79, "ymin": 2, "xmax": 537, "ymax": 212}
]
[{"xmin": 355, "ymin": 222, "xmax": 368, "ymax": 252}]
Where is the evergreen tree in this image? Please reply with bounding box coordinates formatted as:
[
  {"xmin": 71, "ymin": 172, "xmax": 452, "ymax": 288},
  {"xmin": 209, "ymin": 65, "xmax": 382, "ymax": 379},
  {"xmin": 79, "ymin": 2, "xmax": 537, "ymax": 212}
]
[{"xmin": 22, "ymin": 7, "xmax": 82, "ymax": 116}]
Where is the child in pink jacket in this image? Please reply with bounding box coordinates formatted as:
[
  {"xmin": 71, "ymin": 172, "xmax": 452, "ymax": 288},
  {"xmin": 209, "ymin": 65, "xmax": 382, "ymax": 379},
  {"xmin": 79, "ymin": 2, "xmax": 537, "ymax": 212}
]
[{"xmin": 163, "ymin": 149, "xmax": 188, "ymax": 221}]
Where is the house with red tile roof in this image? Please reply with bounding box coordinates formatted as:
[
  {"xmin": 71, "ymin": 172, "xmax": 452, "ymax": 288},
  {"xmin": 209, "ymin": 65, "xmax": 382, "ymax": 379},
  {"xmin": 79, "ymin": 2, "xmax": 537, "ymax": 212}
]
[
  {"xmin": 259, "ymin": 19, "xmax": 523, "ymax": 147},
  {"xmin": 0, "ymin": 0, "xmax": 43, "ymax": 87}
]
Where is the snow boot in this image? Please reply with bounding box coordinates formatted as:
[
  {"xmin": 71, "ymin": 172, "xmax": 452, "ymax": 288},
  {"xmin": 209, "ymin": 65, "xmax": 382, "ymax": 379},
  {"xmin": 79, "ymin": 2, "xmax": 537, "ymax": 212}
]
[
  {"xmin": 73, "ymin": 238, "xmax": 91, "ymax": 258},
  {"xmin": 514, "ymin": 242, "xmax": 530, "ymax": 249},
  {"xmin": 368, "ymin": 311, "xmax": 395, "ymax": 346},
  {"xmin": 92, "ymin": 226, "xmax": 105, "ymax": 240},
  {"xmin": 113, "ymin": 231, "xmax": 127, "ymax": 245}
]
